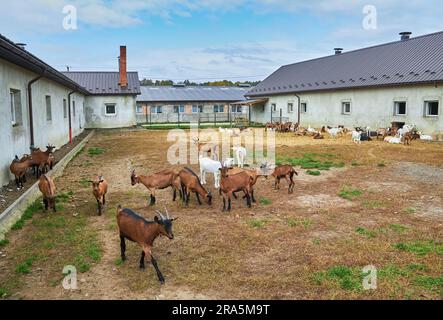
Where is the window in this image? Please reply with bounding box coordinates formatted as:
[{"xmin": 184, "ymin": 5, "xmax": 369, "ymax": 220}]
[
  {"xmin": 394, "ymin": 101, "xmax": 407, "ymax": 115},
  {"xmin": 105, "ymin": 104, "xmax": 116, "ymax": 115},
  {"xmin": 192, "ymin": 105, "xmax": 203, "ymax": 113},
  {"xmin": 63, "ymin": 99, "xmax": 67, "ymax": 118},
  {"xmin": 10, "ymin": 89, "xmax": 22, "ymax": 126},
  {"xmin": 424, "ymin": 101, "xmax": 439, "ymax": 117},
  {"xmin": 174, "ymin": 105, "xmax": 185, "ymax": 113},
  {"xmin": 301, "ymin": 102, "xmax": 307, "ymax": 113},
  {"xmin": 287, "ymin": 103, "xmax": 294, "ymax": 113},
  {"xmin": 231, "ymin": 105, "xmax": 243, "ymax": 113},
  {"xmin": 271, "ymin": 103, "xmax": 277, "ymax": 112},
  {"xmin": 151, "ymin": 106, "xmax": 163, "ymax": 113},
  {"xmin": 214, "ymin": 105, "xmax": 224, "ymax": 113},
  {"xmin": 46, "ymin": 96, "xmax": 52, "ymax": 121},
  {"xmin": 342, "ymin": 102, "xmax": 351, "ymax": 114},
  {"xmin": 136, "ymin": 105, "xmax": 143, "ymax": 114},
  {"xmin": 72, "ymin": 101, "xmax": 76, "ymax": 118}
]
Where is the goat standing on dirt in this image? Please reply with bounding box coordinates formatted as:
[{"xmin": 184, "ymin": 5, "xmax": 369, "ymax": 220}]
[
  {"xmin": 38, "ymin": 174, "xmax": 57, "ymax": 212},
  {"xmin": 228, "ymin": 166, "xmax": 269, "ymax": 203},
  {"xmin": 232, "ymin": 147, "xmax": 247, "ymax": 168},
  {"xmin": 91, "ymin": 175, "xmax": 108, "ymax": 215},
  {"xmin": 219, "ymin": 166, "xmax": 252, "ymax": 211},
  {"xmin": 117, "ymin": 206, "xmax": 176, "ymax": 284},
  {"xmin": 179, "ymin": 167, "xmax": 212, "ymax": 205},
  {"xmin": 199, "ymin": 155, "xmax": 222, "ymax": 188},
  {"xmin": 131, "ymin": 169, "xmax": 181, "ymax": 206},
  {"xmin": 10, "ymin": 155, "xmax": 33, "ymax": 189},
  {"xmin": 271, "ymin": 165, "xmax": 298, "ymax": 194},
  {"xmin": 31, "ymin": 145, "xmax": 56, "ymax": 177}
]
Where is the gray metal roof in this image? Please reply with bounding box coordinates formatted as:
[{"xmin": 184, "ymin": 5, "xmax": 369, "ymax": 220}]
[
  {"xmin": 62, "ymin": 71, "xmax": 141, "ymax": 95},
  {"xmin": 0, "ymin": 34, "xmax": 89, "ymax": 94},
  {"xmin": 137, "ymin": 86, "xmax": 248, "ymax": 102},
  {"xmin": 247, "ymin": 31, "xmax": 443, "ymax": 97}
]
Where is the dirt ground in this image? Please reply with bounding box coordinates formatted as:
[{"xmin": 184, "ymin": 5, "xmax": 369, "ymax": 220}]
[{"xmin": 0, "ymin": 129, "xmax": 442, "ymax": 300}]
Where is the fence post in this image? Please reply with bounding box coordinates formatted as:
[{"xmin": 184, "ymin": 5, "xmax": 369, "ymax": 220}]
[
  {"xmin": 279, "ymin": 109, "xmax": 282, "ymax": 123},
  {"xmin": 214, "ymin": 111, "xmax": 216, "ymax": 127},
  {"xmin": 178, "ymin": 112, "xmax": 180, "ymax": 128}
]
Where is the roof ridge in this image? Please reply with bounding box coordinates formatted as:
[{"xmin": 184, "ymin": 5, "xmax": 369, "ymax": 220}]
[{"xmin": 281, "ymin": 30, "xmax": 443, "ymax": 68}]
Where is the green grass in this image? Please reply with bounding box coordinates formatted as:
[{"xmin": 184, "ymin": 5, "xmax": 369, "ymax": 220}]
[
  {"xmin": 88, "ymin": 147, "xmax": 106, "ymax": 156},
  {"xmin": 287, "ymin": 218, "xmax": 312, "ymax": 228},
  {"xmin": 0, "ymin": 239, "xmax": 9, "ymax": 247},
  {"xmin": 11, "ymin": 200, "xmax": 43, "ymax": 230},
  {"xmin": 276, "ymin": 153, "xmax": 345, "ymax": 170},
  {"xmin": 355, "ymin": 227, "xmax": 376, "ymax": 238},
  {"xmin": 413, "ymin": 276, "xmax": 443, "ymax": 290},
  {"xmin": 86, "ymin": 242, "xmax": 102, "ymax": 262},
  {"xmin": 15, "ymin": 256, "xmax": 37, "ymax": 274},
  {"xmin": 115, "ymin": 258, "xmax": 124, "ymax": 266},
  {"xmin": 389, "ymin": 224, "xmax": 409, "ymax": 233},
  {"xmin": 362, "ymin": 200, "xmax": 383, "ymax": 209},
  {"xmin": 403, "ymin": 207, "xmax": 416, "ymax": 214},
  {"xmin": 259, "ymin": 197, "xmax": 272, "ymax": 205},
  {"xmin": 377, "ymin": 161, "xmax": 386, "ymax": 168},
  {"xmin": 71, "ymin": 145, "xmax": 85, "ymax": 161},
  {"xmin": 306, "ymin": 170, "xmax": 321, "ymax": 176},
  {"xmin": 339, "ymin": 186, "xmax": 363, "ymax": 200},
  {"xmin": 0, "ymin": 288, "xmax": 10, "ymax": 299},
  {"xmin": 394, "ymin": 240, "xmax": 443, "ymax": 256},
  {"xmin": 314, "ymin": 266, "xmax": 363, "ymax": 291},
  {"xmin": 351, "ymin": 161, "xmax": 360, "ymax": 167},
  {"xmin": 79, "ymin": 179, "xmax": 90, "ymax": 187},
  {"xmin": 248, "ymin": 219, "xmax": 267, "ymax": 229}
]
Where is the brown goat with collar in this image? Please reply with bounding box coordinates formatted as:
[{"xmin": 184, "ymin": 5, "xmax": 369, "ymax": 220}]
[
  {"xmin": 131, "ymin": 169, "xmax": 181, "ymax": 206},
  {"xmin": 117, "ymin": 206, "xmax": 176, "ymax": 284},
  {"xmin": 10, "ymin": 155, "xmax": 33, "ymax": 189},
  {"xmin": 38, "ymin": 174, "xmax": 57, "ymax": 212},
  {"xmin": 179, "ymin": 167, "xmax": 212, "ymax": 205},
  {"xmin": 271, "ymin": 165, "xmax": 298, "ymax": 194},
  {"xmin": 91, "ymin": 175, "xmax": 108, "ymax": 215}
]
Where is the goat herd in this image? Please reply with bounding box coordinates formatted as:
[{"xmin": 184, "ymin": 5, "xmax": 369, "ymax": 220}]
[{"xmin": 266, "ymin": 121, "xmax": 433, "ymax": 145}]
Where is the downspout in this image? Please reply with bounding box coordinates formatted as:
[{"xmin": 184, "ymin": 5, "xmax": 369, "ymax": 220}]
[
  {"xmin": 295, "ymin": 93, "xmax": 301, "ymax": 126},
  {"xmin": 27, "ymin": 70, "xmax": 45, "ymax": 149},
  {"xmin": 68, "ymin": 90, "xmax": 77, "ymax": 144}
]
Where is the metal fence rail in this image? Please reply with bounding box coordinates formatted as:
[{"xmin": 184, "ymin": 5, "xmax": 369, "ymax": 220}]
[{"xmin": 137, "ymin": 113, "xmax": 248, "ymax": 125}]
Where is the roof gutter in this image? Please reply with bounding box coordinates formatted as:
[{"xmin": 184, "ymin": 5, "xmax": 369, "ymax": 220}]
[
  {"xmin": 294, "ymin": 93, "xmax": 301, "ymax": 126},
  {"xmin": 27, "ymin": 69, "xmax": 45, "ymax": 148}
]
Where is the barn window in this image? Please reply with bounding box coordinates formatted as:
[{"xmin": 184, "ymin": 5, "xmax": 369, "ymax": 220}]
[
  {"xmin": 394, "ymin": 101, "xmax": 407, "ymax": 115},
  {"xmin": 10, "ymin": 89, "xmax": 23, "ymax": 126},
  {"xmin": 271, "ymin": 103, "xmax": 277, "ymax": 112},
  {"xmin": 424, "ymin": 101, "xmax": 439, "ymax": 116},
  {"xmin": 287, "ymin": 103, "xmax": 294, "ymax": 113},
  {"xmin": 174, "ymin": 105, "xmax": 185, "ymax": 113},
  {"xmin": 136, "ymin": 105, "xmax": 143, "ymax": 114},
  {"xmin": 46, "ymin": 96, "xmax": 52, "ymax": 121},
  {"xmin": 105, "ymin": 104, "xmax": 116, "ymax": 115},
  {"xmin": 232, "ymin": 105, "xmax": 242, "ymax": 113},
  {"xmin": 192, "ymin": 105, "xmax": 203, "ymax": 113},
  {"xmin": 63, "ymin": 99, "xmax": 67, "ymax": 118},
  {"xmin": 214, "ymin": 105, "xmax": 225, "ymax": 113},
  {"xmin": 342, "ymin": 102, "xmax": 351, "ymax": 115},
  {"xmin": 72, "ymin": 100, "xmax": 76, "ymax": 118},
  {"xmin": 301, "ymin": 103, "xmax": 307, "ymax": 113}
]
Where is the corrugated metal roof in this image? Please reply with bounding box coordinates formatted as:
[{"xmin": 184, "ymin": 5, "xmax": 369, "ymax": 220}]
[
  {"xmin": 137, "ymin": 86, "xmax": 248, "ymax": 102},
  {"xmin": 247, "ymin": 31, "xmax": 443, "ymax": 97},
  {"xmin": 62, "ymin": 71, "xmax": 141, "ymax": 95}
]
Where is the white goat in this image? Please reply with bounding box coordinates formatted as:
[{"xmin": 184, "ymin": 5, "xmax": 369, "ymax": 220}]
[
  {"xmin": 199, "ymin": 155, "xmax": 222, "ymax": 188},
  {"xmin": 351, "ymin": 131, "xmax": 362, "ymax": 144},
  {"xmin": 232, "ymin": 147, "xmax": 247, "ymax": 168},
  {"xmin": 384, "ymin": 136, "xmax": 402, "ymax": 144},
  {"xmin": 398, "ymin": 124, "xmax": 415, "ymax": 137},
  {"xmin": 223, "ymin": 158, "xmax": 235, "ymax": 167},
  {"xmin": 327, "ymin": 127, "xmax": 343, "ymax": 139}
]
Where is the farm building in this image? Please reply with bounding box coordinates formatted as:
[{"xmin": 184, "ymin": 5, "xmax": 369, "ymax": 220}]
[
  {"xmin": 136, "ymin": 85, "xmax": 249, "ymax": 124},
  {"xmin": 245, "ymin": 31, "xmax": 443, "ymax": 137},
  {"xmin": 62, "ymin": 46, "xmax": 140, "ymax": 129},
  {"xmin": 0, "ymin": 35, "xmax": 140, "ymax": 187}
]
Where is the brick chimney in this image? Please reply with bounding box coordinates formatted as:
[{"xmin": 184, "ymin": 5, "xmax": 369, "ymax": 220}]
[{"xmin": 119, "ymin": 46, "xmax": 128, "ymax": 88}]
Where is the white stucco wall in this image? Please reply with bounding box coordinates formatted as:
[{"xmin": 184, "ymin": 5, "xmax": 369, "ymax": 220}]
[
  {"xmin": 250, "ymin": 84, "xmax": 443, "ymax": 135},
  {"xmin": 84, "ymin": 95, "xmax": 137, "ymax": 128},
  {"xmin": 0, "ymin": 58, "xmax": 86, "ymax": 187}
]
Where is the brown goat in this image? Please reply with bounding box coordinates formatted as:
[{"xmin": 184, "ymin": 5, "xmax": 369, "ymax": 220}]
[
  {"xmin": 272, "ymin": 165, "xmax": 298, "ymax": 194},
  {"xmin": 31, "ymin": 145, "xmax": 56, "ymax": 177},
  {"xmin": 179, "ymin": 167, "xmax": 212, "ymax": 205},
  {"xmin": 131, "ymin": 169, "xmax": 181, "ymax": 206},
  {"xmin": 403, "ymin": 132, "xmax": 414, "ymax": 146},
  {"xmin": 91, "ymin": 175, "xmax": 108, "ymax": 215},
  {"xmin": 227, "ymin": 167, "xmax": 267, "ymax": 203},
  {"xmin": 38, "ymin": 174, "xmax": 57, "ymax": 212},
  {"xmin": 219, "ymin": 166, "xmax": 252, "ymax": 211},
  {"xmin": 10, "ymin": 155, "xmax": 33, "ymax": 189},
  {"xmin": 117, "ymin": 206, "xmax": 176, "ymax": 284}
]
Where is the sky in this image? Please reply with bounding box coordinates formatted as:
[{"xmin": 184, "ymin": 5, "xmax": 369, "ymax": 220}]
[{"xmin": 0, "ymin": 0, "xmax": 442, "ymax": 82}]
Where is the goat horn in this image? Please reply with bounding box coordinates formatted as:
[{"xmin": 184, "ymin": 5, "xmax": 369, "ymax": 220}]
[
  {"xmin": 164, "ymin": 206, "xmax": 170, "ymax": 219},
  {"xmin": 155, "ymin": 210, "xmax": 166, "ymax": 220}
]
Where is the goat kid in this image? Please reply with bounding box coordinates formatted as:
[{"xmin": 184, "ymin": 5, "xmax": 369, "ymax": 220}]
[
  {"xmin": 352, "ymin": 131, "xmax": 362, "ymax": 144},
  {"xmin": 117, "ymin": 206, "xmax": 176, "ymax": 284},
  {"xmin": 271, "ymin": 165, "xmax": 298, "ymax": 194},
  {"xmin": 232, "ymin": 147, "xmax": 247, "ymax": 168},
  {"xmin": 91, "ymin": 175, "xmax": 108, "ymax": 215},
  {"xmin": 199, "ymin": 155, "xmax": 221, "ymax": 188},
  {"xmin": 38, "ymin": 174, "xmax": 57, "ymax": 212}
]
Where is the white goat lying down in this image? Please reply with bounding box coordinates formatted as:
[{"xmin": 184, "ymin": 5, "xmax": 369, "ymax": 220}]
[
  {"xmin": 384, "ymin": 136, "xmax": 402, "ymax": 144},
  {"xmin": 327, "ymin": 127, "xmax": 343, "ymax": 138},
  {"xmin": 417, "ymin": 132, "xmax": 433, "ymax": 141},
  {"xmin": 199, "ymin": 155, "xmax": 222, "ymax": 188},
  {"xmin": 352, "ymin": 131, "xmax": 362, "ymax": 144},
  {"xmin": 232, "ymin": 147, "xmax": 247, "ymax": 168}
]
